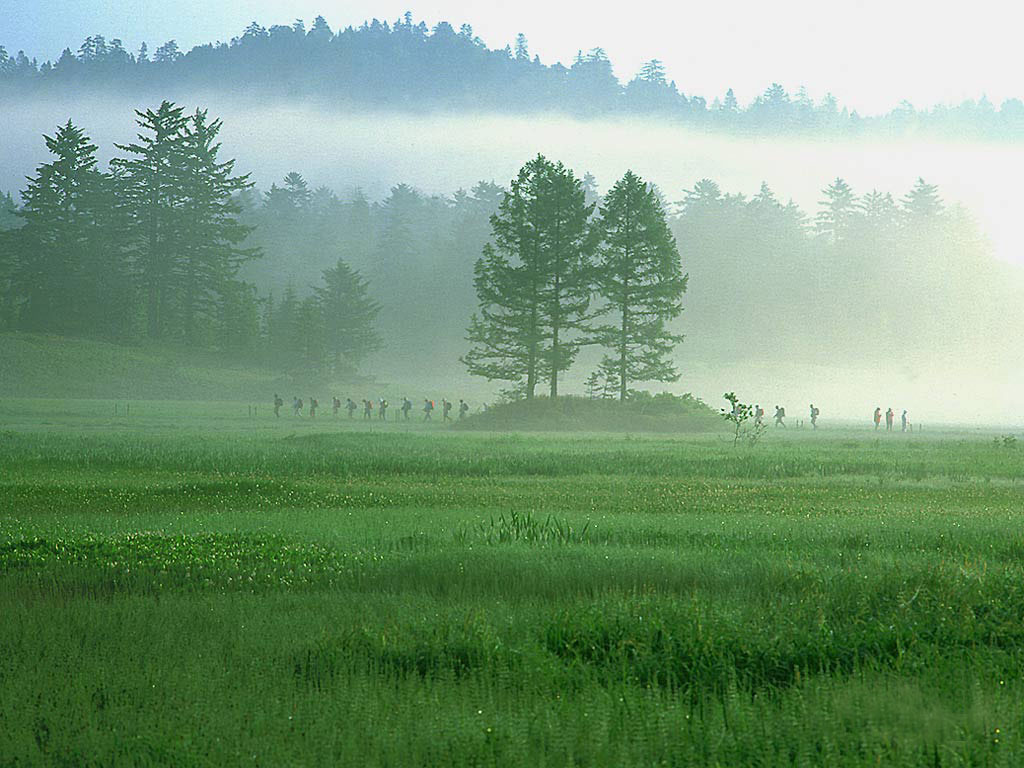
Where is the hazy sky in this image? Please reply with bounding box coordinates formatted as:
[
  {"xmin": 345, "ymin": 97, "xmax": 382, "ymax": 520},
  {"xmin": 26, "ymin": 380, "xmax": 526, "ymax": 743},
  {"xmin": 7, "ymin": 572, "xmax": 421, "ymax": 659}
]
[{"xmin": 4, "ymin": 0, "xmax": 1022, "ymax": 115}]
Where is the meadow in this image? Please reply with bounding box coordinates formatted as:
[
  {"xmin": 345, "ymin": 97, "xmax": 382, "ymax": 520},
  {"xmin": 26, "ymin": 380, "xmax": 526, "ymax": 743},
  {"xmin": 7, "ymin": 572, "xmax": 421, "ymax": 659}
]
[{"xmin": 1, "ymin": 399, "xmax": 1023, "ymax": 766}]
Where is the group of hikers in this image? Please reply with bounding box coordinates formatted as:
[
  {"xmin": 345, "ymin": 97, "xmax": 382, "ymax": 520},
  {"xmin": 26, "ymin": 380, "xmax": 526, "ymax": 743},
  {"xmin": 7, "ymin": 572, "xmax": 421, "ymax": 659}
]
[
  {"xmin": 747, "ymin": 402, "xmax": 912, "ymax": 431},
  {"xmin": 271, "ymin": 394, "xmax": 472, "ymax": 423},
  {"xmin": 747, "ymin": 404, "xmax": 820, "ymax": 429},
  {"xmin": 873, "ymin": 406, "xmax": 912, "ymax": 432}
]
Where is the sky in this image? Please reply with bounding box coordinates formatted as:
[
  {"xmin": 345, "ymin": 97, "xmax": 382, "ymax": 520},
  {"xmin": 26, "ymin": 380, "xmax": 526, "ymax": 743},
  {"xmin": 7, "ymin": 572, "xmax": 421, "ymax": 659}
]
[{"xmin": 4, "ymin": 0, "xmax": 1023, "ymax": 115}]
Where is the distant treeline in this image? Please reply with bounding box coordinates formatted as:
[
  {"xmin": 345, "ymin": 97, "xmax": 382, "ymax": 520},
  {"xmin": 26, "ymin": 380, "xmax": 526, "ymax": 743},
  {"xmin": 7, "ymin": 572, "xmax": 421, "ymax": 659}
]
[
  {"xmin": 0, "ymin": 102, "xmax": 1017, "ymax": 388},
  {"xmin": 3, "ymin": 13, "xmax": 1024, "ymax": 140}
]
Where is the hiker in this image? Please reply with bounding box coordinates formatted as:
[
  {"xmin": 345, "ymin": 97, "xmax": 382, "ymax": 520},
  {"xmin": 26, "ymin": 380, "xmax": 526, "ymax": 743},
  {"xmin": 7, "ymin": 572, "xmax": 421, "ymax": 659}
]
[
  {"xmin": 379, "ymin": 398, "xmax": 388, "ymax": 421},
  {"xmin": 885, "ymin": 407, "xmax": 894, "ymax": 432},
  {"xmin": 346, "ymin": 398, "xmax": 357, "ymax": 419},
  {"xmin": 311, "ymin": 398, "xmax": 319, "ymax": 418},
  {"xmin": 332, "ymin": 397, "xmax": 341, "ymax": 417},
  {"xmin": 901, "ymin": 409, "xmax": 908, "ymax": 433},
  {"xmin": 401, "ymin": 397, "xmax": 412, "ymax": 420},
  {"xmin": 273, "ymin": 394, "xmax": 283, "ymax": 418},
  {"xmin": 873, "ymin": 407, "xmax": 882, "ymax": 430},
  {"xmin": 295, "ymin": 397, "xmax": 304, "ymax": 416},
  {"xmin": 809, "ymin": 404, "xmax": 819, "ymax": 429},
  {"xmin": 423, "ymin": 399, "xmax": 434, "ymax": 421},
  {"xmin": 774, "ymin": 405, "xmax": 786, "ymax": 427},
  {"xmin": 754, "ymin": 404, "xmax": 764, "ymax": 426},
  {"xmin": 459, "ymin": 399, "xmax": 469, "ymax": 420},
  {"xmin": 363, "ymin": 399, "xmax": 373, "ymax": 420},
  {"xmin": 442, "ymin": 399, "xmax": 453, "ymax": 422}
]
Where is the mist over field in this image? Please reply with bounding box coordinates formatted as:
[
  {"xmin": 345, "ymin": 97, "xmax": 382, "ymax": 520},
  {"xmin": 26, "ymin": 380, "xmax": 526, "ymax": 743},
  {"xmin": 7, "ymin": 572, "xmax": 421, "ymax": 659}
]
[{"xmin": 4, "ymin": 93, "xmax": 1023, "ymax": 424}]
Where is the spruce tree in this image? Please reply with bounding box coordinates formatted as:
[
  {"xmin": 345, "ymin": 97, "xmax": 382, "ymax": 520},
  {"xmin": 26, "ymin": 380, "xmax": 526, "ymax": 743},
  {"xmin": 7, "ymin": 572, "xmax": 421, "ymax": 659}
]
[
  {"xmin": 12, "ymin": 121, "xmax": 130, "ymax": 336},
  {"xmin": 313, "ymin": 258, "xmax": 381, "ymax": 374},
  {"xmin": 112, "ymin": 101, "xmax": 189, "ymax": 339},
  {"xmin": 816, "ymin": 177, "xmax": 857, "ymax": 243},
  {"xmin": 592, "ymin": 170, "xmax": 687, "ymax": 400},
  {"xmin": 178, "ymin": 109, "xmax": 258, "ymax": 345}
]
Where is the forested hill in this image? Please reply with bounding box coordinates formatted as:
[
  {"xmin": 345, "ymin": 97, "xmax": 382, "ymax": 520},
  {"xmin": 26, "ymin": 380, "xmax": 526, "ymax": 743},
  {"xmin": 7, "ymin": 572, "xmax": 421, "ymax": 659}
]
[{"xmin": 3, "ymin": 13, "xmax": 1024, "ymax": 140}]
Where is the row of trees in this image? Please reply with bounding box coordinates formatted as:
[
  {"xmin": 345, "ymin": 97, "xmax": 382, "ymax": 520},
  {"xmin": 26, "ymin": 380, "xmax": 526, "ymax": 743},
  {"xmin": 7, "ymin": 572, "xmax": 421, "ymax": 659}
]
[
  {"xmin": 4, "ymin": 16, "xmax": 1024, "ymax": 139},
  {"xmin": 0, "ymin": 104, "xmax": 381, "ymax": 377},
  {"xmin": 464, "ymin": 158, "xmax": 686, "ymax": 400}
]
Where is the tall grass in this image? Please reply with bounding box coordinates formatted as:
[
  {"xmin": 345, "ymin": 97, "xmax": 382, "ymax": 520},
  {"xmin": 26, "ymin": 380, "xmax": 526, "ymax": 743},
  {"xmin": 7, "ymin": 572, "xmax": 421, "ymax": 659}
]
[{"xmin": 2, "ymin": 407, "xmax": 1023, "ymax": 765}]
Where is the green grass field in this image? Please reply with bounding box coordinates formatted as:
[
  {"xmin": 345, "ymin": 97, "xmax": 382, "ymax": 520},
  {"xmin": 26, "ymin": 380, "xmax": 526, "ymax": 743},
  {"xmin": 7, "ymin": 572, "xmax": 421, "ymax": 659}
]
[{"xmin": 2, "ymin": 399, "xmax": 1023, "ymax": 766}]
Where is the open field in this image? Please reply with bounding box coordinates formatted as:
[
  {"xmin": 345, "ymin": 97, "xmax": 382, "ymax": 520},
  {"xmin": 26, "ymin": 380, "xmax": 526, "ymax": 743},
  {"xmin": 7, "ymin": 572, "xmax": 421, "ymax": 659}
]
[{"xmin": 2, "ymin": 400, "xmax": 1023, "ymax": 766}]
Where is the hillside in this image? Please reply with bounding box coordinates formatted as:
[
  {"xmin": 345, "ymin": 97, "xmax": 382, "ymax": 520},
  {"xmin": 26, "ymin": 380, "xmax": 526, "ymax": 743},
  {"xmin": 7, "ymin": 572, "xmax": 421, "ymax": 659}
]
[
  {"xmin": 3, "ymin": 15, "xmax": 1023, "ymax": 139},
  {"xmin": 0, "ymin": 333, "xmax": 301, "ymax": 400}
]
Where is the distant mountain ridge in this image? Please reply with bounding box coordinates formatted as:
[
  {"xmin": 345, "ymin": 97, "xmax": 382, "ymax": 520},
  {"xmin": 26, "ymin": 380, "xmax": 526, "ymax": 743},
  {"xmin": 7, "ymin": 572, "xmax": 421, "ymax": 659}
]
[{"xmin": 2, "ymin": 12, "xmax": 1022, "ymax": 140}]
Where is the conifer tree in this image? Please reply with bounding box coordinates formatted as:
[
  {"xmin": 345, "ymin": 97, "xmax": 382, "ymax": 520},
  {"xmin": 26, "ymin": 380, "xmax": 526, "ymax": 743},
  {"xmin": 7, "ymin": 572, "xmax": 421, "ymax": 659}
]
[
  {"xmin": 12, "ymin": 121, "xmax": 130, "ymax": 336},
  {"xmin": 816, "ymin": 177, "xmax": 857, "ymax": 243},
  {"xmin": 112, "ymin": 101, "xmax": 189, "ymax": 339},
  {"xmin": 592, "ymin": 170, "xmax": 687, "ymax": 400},
  {"xmin": 178, "ymin": 108, "xmax": 258, "ymax": 345},
  {"xmin": 463, "ymin": 155, "xmax": 594, "ymax": 399},
  {"xmin": 313, "ymin": 258, "xmax": 381, "ymax": 373}
]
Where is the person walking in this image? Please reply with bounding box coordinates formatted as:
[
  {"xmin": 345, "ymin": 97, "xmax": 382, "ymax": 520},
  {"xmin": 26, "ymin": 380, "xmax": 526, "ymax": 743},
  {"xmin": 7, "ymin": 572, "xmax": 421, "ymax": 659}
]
[
  {"xmin": 459, "ymin": 399, "xmax": 469, "ymax": 420},
  {"xmin": 774, "ymin": 405, "xmax": 786, "ymax": 427},
  {"xmin": 363, "ymin": 399, "xmax": 373, "ymax": 420},
  {"xmin": 309, "ymin": 398, "xmax": 318, "ymax": 418},
  {"xmin": 401, "ymin": 398, "xmax": 412, "ymax": 420},
  {"xmin": 885, "ymin": 407, "xmax": 894, "ymax": 432},
  {"xmin": 332, "ymin": 397, "xmax": 341, "ymax": 417},
  {"xmin": 901, "ymin": 409, "xmax": 908, "ymax": 433},
  {"xmin": 379, "ymin": 398, "xmax": 389, "ymax": 421},
  {"xmin": 423, "ymin": 399, "xmax": 435, "ymax": 421},
  {"xmin": 754, "ymin": 405, "xmax": 764, "ymax": 426},
  {"xmin": 346, "ymin": 398, "xmax": 357, "ymax": 419},
  {"xmin": 273, "ymin": 394, "xmax": 283, "ymax": 418},
  {"xmin": 809, "ymin": 404, "xmax": 820, "ymax": 429},
  {"xmin": 442, "ymin": 399, "xmax": 453, "ymax": 422},
  {"xmin": 873, "ymin": 407, "xmax": 882, "ymax": 430}
]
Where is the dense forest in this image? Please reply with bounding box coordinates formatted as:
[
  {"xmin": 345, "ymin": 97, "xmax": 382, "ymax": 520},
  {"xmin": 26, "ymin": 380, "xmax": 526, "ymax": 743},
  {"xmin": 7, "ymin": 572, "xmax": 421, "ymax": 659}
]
[
  {"xmin": 0, "ymin": 100, "xmax": 1016, "ymax": 394},
  {"xmin": 3, "ymin": 13, "xmax": 1024, "ymax": 140}
]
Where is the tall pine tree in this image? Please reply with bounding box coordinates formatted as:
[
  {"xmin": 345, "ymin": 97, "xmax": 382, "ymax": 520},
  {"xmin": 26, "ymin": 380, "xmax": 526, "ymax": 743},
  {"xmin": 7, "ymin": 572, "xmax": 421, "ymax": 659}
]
[
  {"xmin": 593, "ymin": 171, "xmax": 687, "ymax": 400},
  {"xmin": 463, "ymin": 155, "xmax": 594, "ymax": 399},
  {"xmin": 112, "ymin": 101, "xmax": 190, "ymax": 340}
]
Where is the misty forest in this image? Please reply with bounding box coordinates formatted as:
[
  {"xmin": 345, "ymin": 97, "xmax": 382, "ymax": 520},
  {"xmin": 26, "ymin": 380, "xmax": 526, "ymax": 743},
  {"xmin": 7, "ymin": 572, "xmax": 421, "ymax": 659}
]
[
  {"xmin": 0, "ymin": 100, "xmax": 1014, "ymax": 400},
  {"xmin": 5, "ymin": 7, "xmax": 1024, "ymax": 768}
]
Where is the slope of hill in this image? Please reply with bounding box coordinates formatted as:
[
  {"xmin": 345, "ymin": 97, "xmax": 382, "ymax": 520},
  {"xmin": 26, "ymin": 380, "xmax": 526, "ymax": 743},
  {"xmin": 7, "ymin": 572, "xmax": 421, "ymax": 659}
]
[{"xmin": 0, "ymin": 333, "xmax": 298, "ymax": 400}]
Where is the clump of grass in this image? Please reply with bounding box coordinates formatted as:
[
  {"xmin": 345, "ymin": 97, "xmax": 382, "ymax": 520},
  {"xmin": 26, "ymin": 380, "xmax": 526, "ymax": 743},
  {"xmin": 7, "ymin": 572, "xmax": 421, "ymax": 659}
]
[{"xmin": 455, "ymin": 510, "xmax": 591, "ymax": 546}]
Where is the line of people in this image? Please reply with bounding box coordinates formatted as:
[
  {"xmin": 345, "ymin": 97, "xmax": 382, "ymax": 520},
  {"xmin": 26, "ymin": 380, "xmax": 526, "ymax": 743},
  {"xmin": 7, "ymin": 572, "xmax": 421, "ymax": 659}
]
[
  {"xmin": 272, "ymin": 394, "xmax": 472, "ymax": 422},
  {"xmin": 873, "ymin": 406, "xmax": 912, "ymax": 432},
  {"xmin": 747, "ymin": 404, "xmax": 819, "ymax": 429}
]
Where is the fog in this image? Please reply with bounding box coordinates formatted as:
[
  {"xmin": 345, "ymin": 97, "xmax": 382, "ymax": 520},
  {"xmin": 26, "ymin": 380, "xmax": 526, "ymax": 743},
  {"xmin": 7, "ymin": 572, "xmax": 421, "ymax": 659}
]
[{"xmin": 5, "ymin": 95, "xmax": 1024, "ymax": 425}]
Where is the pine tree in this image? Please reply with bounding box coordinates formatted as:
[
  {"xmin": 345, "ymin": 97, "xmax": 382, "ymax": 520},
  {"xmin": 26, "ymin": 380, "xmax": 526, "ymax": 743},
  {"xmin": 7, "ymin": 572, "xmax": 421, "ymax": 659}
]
[
  {"xmin": 902, "ymin": 178, "xmax": 943, "ymax": 221},
  {"xmin": 462, "ymin": 155, "xmax": 595, "ymax": 399},
  {"xmin": 313, "ymin": 258, "xmax": 381, "ymax": 374},
  {"xmin": 514, "ymin": 33, "xmax": 529, "ymax": 62},
  {"xmin": 177, "ymin": 109, "xmax": 259, "ymax": 345},
  {"xmin": 112, "ymin": 101, "xmax": 190, "ymax": 339},
  {"xmin": 816, "ymin": 177, "xmax": 857, "ymax": 243},
  {"xmin": 11, "ymin": 121, "xmax": 130, "ymax": 336},
  {"xmin": 593, "ymin": 171, "xmax": 687, "ymax": 400}
]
